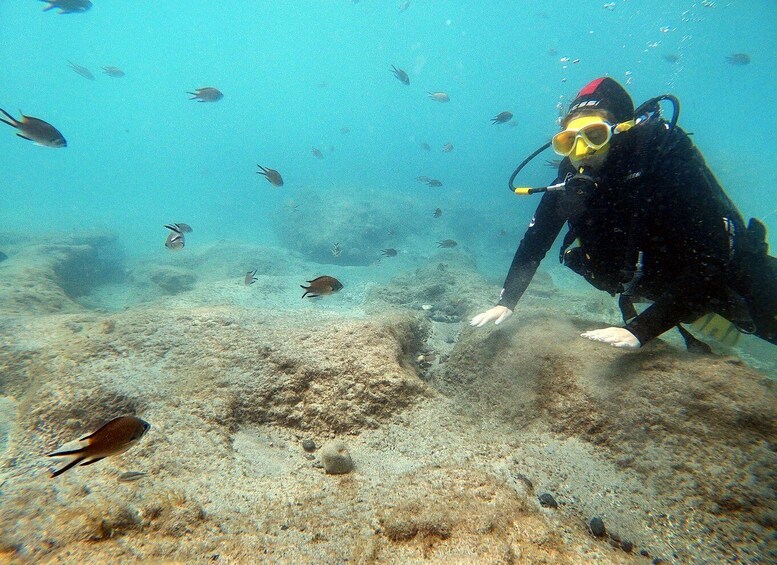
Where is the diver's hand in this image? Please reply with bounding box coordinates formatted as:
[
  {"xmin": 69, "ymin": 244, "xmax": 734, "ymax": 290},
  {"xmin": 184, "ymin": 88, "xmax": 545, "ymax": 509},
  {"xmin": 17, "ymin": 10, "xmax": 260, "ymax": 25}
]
[
  {"xmin": 581, "ymin": 327, "xmax": 641, "ymax": 349},
  {"xmin": 469, "ymin": 306, "xmax": 513, "ymax": 328}
]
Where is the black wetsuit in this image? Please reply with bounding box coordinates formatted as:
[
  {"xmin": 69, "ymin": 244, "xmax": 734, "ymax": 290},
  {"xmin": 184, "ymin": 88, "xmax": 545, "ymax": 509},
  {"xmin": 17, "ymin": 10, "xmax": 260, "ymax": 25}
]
[{"xmin": 498, "ymin": 119, "xmax": 777, "ymax": 346}]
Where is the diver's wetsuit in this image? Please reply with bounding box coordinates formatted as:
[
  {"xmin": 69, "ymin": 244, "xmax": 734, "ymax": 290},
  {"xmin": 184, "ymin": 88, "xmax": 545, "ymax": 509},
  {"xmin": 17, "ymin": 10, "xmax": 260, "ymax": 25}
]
[{"xmin": 498, "ymin": 119, "xmax": 777, "ymax": 346}]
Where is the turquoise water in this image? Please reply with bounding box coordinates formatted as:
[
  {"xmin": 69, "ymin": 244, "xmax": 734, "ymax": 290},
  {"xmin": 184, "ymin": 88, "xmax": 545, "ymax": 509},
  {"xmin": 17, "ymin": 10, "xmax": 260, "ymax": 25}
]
[{"xmin": 2, "ymin": 1, "xmax": 775, "ymax": 258}]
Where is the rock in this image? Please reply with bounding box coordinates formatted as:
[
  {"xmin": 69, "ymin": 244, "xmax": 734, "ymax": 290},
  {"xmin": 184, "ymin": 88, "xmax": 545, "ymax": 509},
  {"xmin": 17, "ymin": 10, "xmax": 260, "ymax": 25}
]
[
  {"xmin": 589, "ymin": 516, "xmax": 606, "ymax": 538},
  {"xmin": 320, "ymin": 441, "xmax": 353, "ymax": 474},
  {"xmin": 621, "ymin": 539, "xmax": 634, "ymax": 553},
  {"xmin": 538, "ymin": 493, "xmax": 558, "ymax": 509},
  {"xmin": 302, "ymin": 439, "xmax": 316, "ymax": 452},
  {"xmin": 149, "ymin": 266, "xmax": 197, "ymax": 294}
]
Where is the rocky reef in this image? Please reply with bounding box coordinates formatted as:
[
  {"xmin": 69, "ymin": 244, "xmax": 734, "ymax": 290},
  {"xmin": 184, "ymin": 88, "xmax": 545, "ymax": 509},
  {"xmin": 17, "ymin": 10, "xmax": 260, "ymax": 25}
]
[{"xmin": 0, "ymin": 232, "xmax": 775, "ymax": 564}]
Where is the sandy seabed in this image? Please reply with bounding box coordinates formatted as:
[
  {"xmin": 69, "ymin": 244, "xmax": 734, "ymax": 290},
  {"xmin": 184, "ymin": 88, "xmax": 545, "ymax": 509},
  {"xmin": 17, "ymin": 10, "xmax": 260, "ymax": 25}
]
[{"xmin": 0, "ymin": 232, "xmax": 775, "ymax": 564}]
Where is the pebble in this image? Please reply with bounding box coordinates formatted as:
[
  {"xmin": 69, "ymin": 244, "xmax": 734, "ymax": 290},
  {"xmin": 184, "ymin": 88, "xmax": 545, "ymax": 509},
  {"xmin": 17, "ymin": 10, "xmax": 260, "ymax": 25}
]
[
  {"xmin": 538, "ymin": 493, "xmax": 558, "ymax": 508},
  {"xmin": 621, "ymin": 540, "xmax": 634, "ymax": 553},
  {"xmin": 302, "ymin": 439, "xmax": 316, "ymax": 452},
  {"xmin": 320, "ymin": 441, "xmax": 354, "ymax": 475},
  {"xmin": 589, "ymin": 516, "xmax": 606, "ymax": 538},
  {"xmin": 514, "ymin": 472, "xmax": 534, "ymax": 492}
]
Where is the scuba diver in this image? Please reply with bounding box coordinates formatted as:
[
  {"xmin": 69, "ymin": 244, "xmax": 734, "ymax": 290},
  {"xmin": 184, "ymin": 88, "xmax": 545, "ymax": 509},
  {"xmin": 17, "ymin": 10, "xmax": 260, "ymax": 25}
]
[{"xmin": 470, "ymin": 77, "xmax": 777, "ymax": 351}]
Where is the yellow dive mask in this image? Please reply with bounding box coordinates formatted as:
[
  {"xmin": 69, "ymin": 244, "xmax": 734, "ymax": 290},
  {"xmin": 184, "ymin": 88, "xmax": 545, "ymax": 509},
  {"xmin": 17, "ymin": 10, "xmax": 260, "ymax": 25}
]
[{"xmin": 552, "ymin": 116, "xmax": 613, "ymax": 157}]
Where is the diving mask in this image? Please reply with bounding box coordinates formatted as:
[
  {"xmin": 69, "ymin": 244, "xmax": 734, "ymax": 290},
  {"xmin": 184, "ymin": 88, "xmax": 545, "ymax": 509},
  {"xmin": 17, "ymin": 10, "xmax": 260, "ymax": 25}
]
[{"xmin": 552, "ymin": 117, "xmax": 613, "ymax": 157}]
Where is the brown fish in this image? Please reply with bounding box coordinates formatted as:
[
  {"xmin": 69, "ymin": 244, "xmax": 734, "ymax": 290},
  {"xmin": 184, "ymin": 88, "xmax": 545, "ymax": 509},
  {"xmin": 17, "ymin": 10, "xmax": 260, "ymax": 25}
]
[
  {"xmin": 68, "ymin": 60, "xmax": 94, "ymax": 80},
  {"xmin": 0, "ymin": 108, "xmax": 66, "ymax": 148},
  {"xmin": 301, "ymin": 276, "xmax": 343, "ymax": 298},
  {"xmin": 311, "ymin": 147, "xmax": 324, "ymax": 159},
  {"xmin": 427, "ymin": 92, "xmax": 450, "ymax": 102},
  {"xmin": 433, "ymin": 208, "xmax": 442, "ymax": 218},
  {"xmin": 117, "ymin": 471, "xmax": 147, "ymax": 482},
  {"xmin": 437, "ymin": 239, "xmax": 457, "ymax": 248},
  {"xmin": 188, "ymin": 87, "xmax": 223, "ymax": 102},
  {"xmin": 426, "ymin": 179, "xmax": 442, "ymax": 187},
  {"xmin": 442, "ymin": 143, "xmax": 454, "ymax": 153},
  {"xmin": 41, "ymin": 0, "xmax": 92, "ymax": 14},
  {"xmin": 245, "ymin": 269, "xmax": 258, "ymax": 286},
  {"xmin": 381, "ymin": 248, "xmax": 398, "ymax": 257},
  {"xmin": 390, "ymin": 65, "xmax": 410, "ymax": 85},
  {"xmin": 491, "ymin": 111, "xmax": 513, "ymax": 124},
  {"xmin": 48, "ymin": 416, "xmax": 151, "ymax": 478},
  {"xmin": 102, "ymin": 65, "xmax": 125, "ymax": 78},
  {"xmin": 257, "ymin": 165, "xmax": 284, "ymax": 186},
  {"xmin": 725, "ymin": 53, "xmax": 750, "ymax": 66}
]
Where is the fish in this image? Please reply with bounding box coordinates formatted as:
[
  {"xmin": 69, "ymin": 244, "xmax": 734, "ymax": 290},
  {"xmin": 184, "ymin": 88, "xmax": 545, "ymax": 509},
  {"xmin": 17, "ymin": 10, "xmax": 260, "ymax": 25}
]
[
  {"xmin": 48, "ymin": 416, "xmax": 151, "ymax": 478},
  {"xmin": 0, "ymin": 109, "xmax": 67, "ymax": 148},
  {"xmin": 331, "ymin": 242, "xmax": 342, "ymax": 257},
  {"xmin": 163, "ymin": 223, "xmax": 188, "ymax": 250},
  {"xmin": 662, "ymin": 53, "xmax": 680, "ymax": 64},
  {"xmin": 427, "ymin": 92, "xmax": 450, "ymax": 102},
  {"xmin": 426, "ymin": 179, "xmax": 443, "ymax": 187},
  {"xmin": 165, "ymin": 231, "xmax": 185, "ymax": 251},
  {"xmin": 442, "ymin": 143, "xmax": 454, "ymax": 153},
  {"xmin": 102, "ymin": 66, "xmax": 125, "ymax": 78},
  {"xmin": 245, "ymin": 269, "xmax": 258, "ymax": 286},
  {"xmin": 433, "ymin": 208, "xmax": 442, "ymax": 218},
  {"xmin": 340, "ymin": 127, "xmax": 350, "ymax": 134},
  {"xmin": 257, "ymin": 165, "xmax": 284, "ymax": 187},
  {"xmin": 188, "ymin": 87, "xmax": 223, "ymax": 102},
  {"xmin": 420, "ymin": 142, "xmax": 431, "ymax": 151},
  {"xmin": 399, "ymin": 0, "xmax": 411, "ymax": 12},
  {"xmin": 117, "ymin": 471, "xmax": 147, "ymax": 482},
  {"xmin": 311, "ymin": 147, "xmax": 324, "ymax": 159},
  {"xmin": 40, "ymin": 0, "xmax": 92, "ymax": 14},
  {"xmin": 390, "ymin": 65, "xmax": 410, "ymax": 85},
  {"xmin": 416, "ymin": 175, "xmax": 431, "ymax": 183},
  {"xmin": 437, "ymin": 239, "xmax": 457, "ymax": 248},
  {"xmin": 381, "ymin": 248, "xmax": 398, "ymax": 257},
  {"xmin": 725, "ymin": 53, "xmax": 750, "ymax": 66},
  {"xmin": 491, "ymin": 111, "xmax": 513, "ymax": 125},
  {"xmin": 301, "ymin": 276, "xmax": 343, "ymax": 298},
  {"xmin": 164, "ymin": 223, "xmax": 193, "ymax": 234},
  {"xmin": 68, "ymin": 60, "xmax": 95, "ymax": 80}
]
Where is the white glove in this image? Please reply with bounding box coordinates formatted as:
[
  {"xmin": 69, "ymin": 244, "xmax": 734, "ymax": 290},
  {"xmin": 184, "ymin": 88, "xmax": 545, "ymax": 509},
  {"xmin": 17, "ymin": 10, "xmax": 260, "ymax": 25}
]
[
  {"xmin": 469, "ymin": 306, "xmax": 513, "ymax": 328},
  {"xmin": 581, "ymin": 327, "xmax": 641, "ymax": 349}
]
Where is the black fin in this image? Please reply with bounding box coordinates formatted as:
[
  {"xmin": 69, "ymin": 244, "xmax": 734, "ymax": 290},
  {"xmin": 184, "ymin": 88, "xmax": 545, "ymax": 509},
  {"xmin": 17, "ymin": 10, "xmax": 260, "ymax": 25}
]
[
  {"xmin": 677, "ymin": 325, "xmax": 713, "ymax": 354},
  {"xmin": 50, "ymin": 456, "xmax": 86, "ymax": 478},
  {"xmin": 0, "ymin": 108, "xmax": 17, "ymax": 128},
  {"xmin": 48, "ymin": 447, "xmax": 85, "ymax": 457}
]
